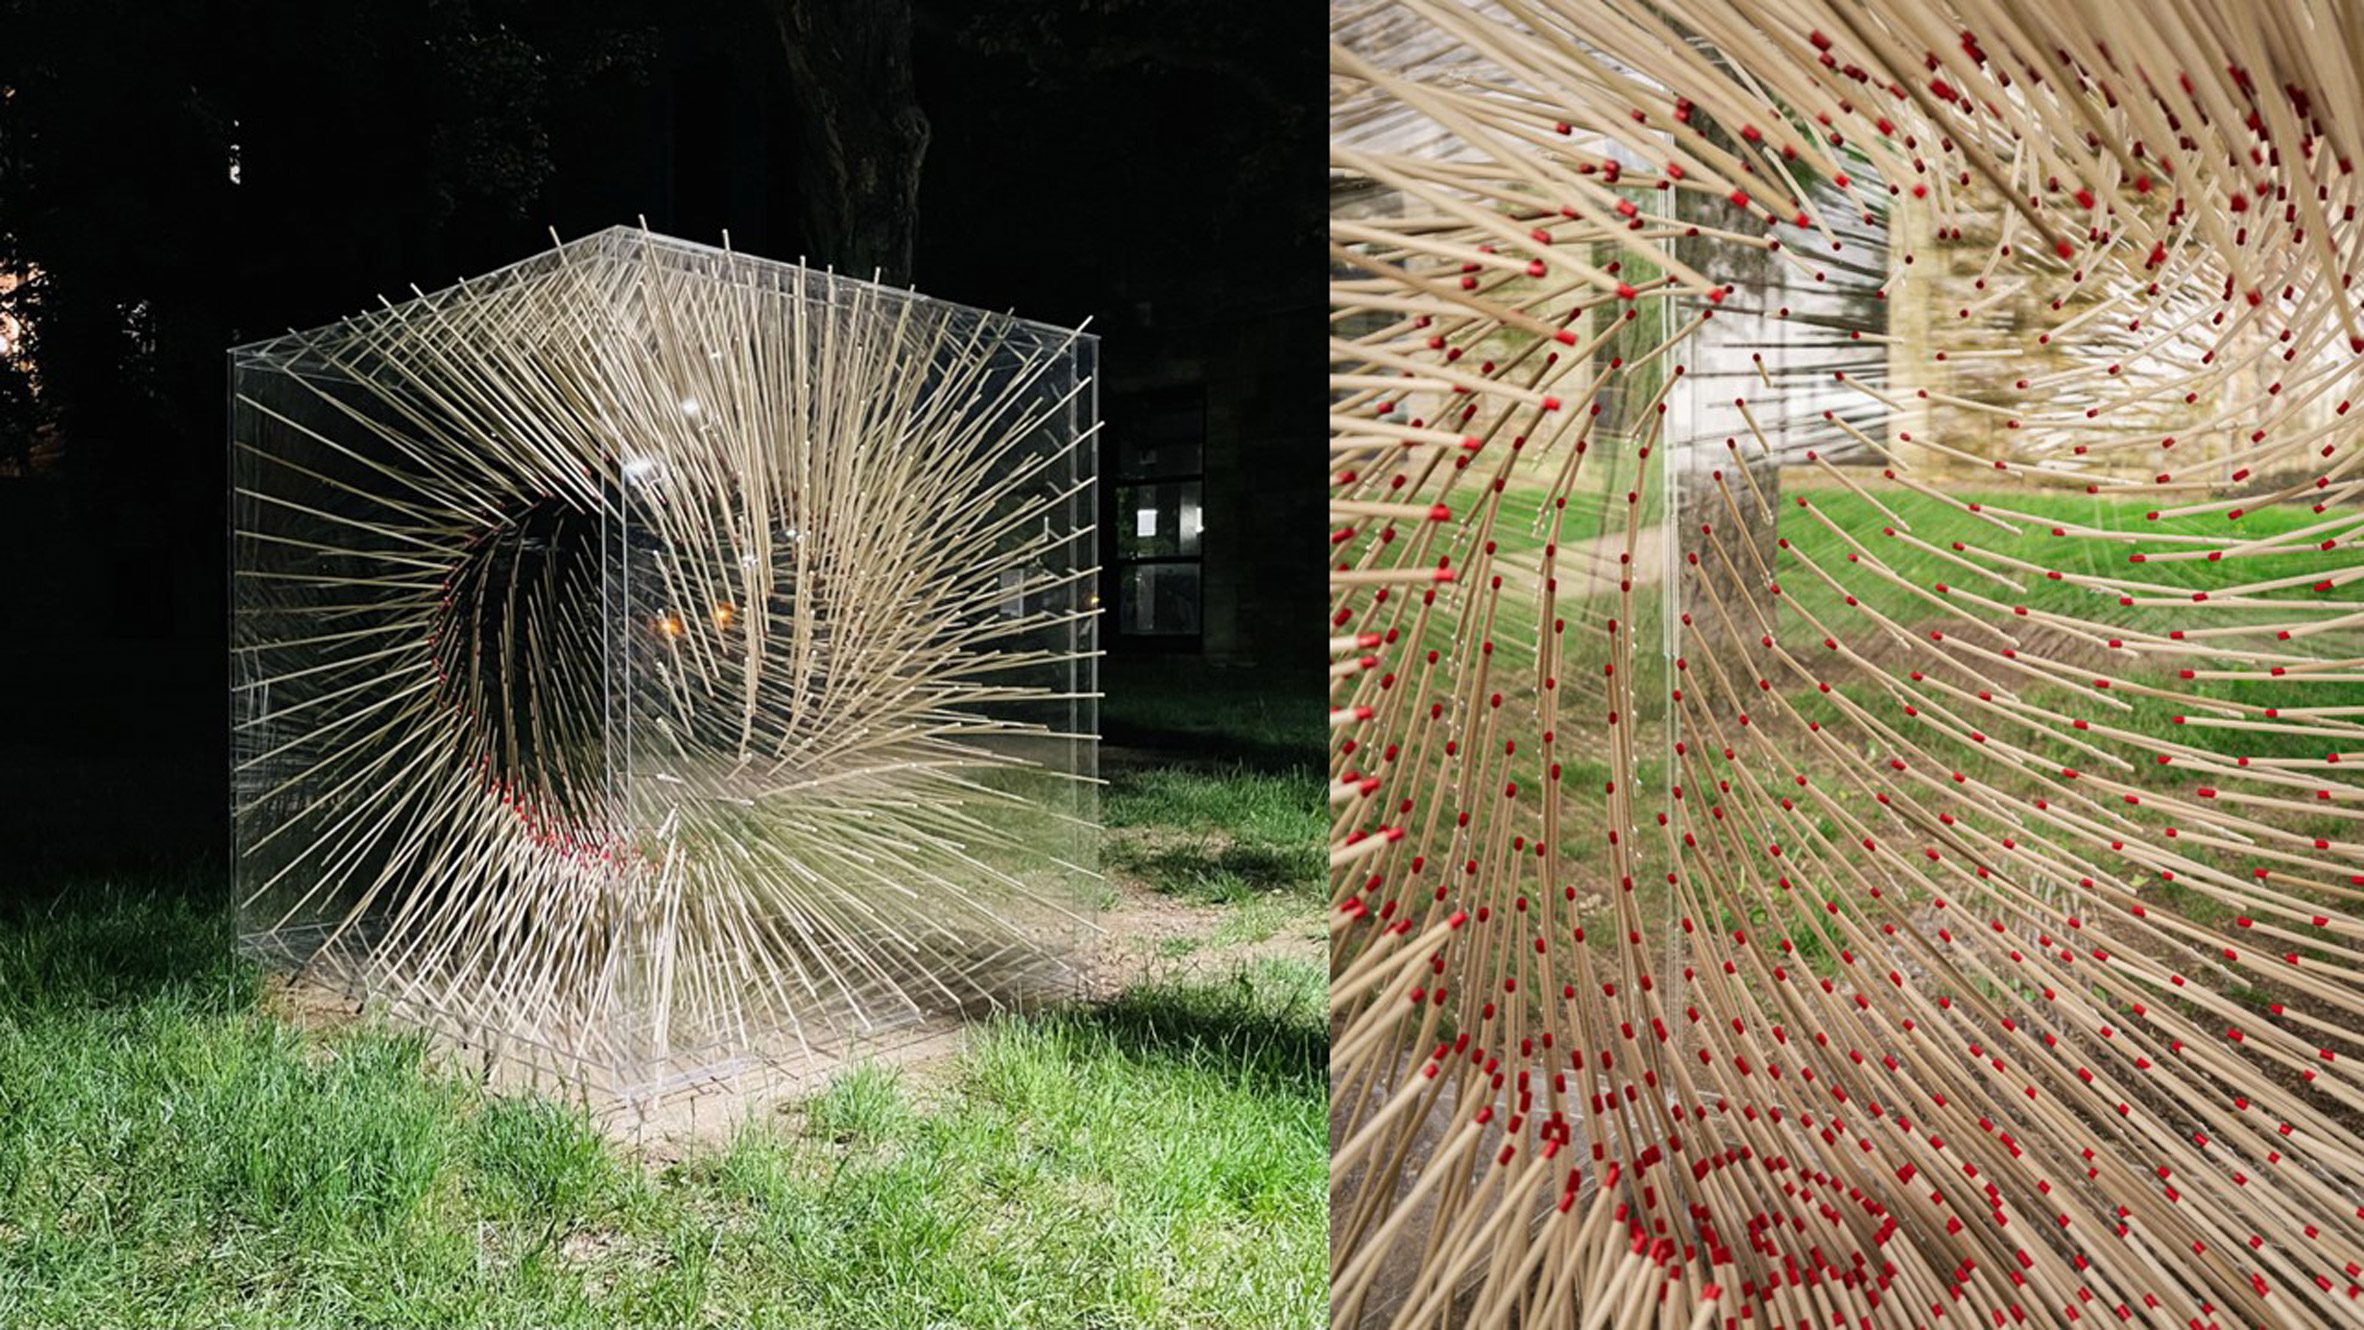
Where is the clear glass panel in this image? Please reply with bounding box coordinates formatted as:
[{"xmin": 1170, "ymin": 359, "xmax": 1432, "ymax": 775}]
[
  {"xmin": 1118, "ymin": 562, "xmax": 1200, "ymax": 636},
  {"xmin": 231, "ymin": 227, "xmax": 1098, "ymax": 1104},
  {"xmin": 1116, "ymin": 479, "xmax": 1203, "ymax": 559}
]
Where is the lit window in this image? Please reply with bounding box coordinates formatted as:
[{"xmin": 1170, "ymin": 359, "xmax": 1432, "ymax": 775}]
[{"xmin": 1110, "ymin": 386, "xmax": 1206, "ymax": 641}]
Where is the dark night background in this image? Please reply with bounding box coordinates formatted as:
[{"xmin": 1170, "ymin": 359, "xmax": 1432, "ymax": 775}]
[{"xmin": 0, "ymin": 0, "xmax": 1322, "ymax": 880}]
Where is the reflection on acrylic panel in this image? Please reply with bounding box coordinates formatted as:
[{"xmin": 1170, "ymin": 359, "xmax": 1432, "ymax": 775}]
[
  {"xmin": 1120, "ymin": 561, "xmax": 1201, "ymax": 637},
  {"xmin": 231, "ymin": 227, "xmax": 1099, "ymax": 1104},
  {"xmin": 1119, "ymin": 480, "xmax": 1203, "ymax": 559},
  {"xmin": 1110, "ymin": 384, "xmax": 1206, "ymax": 642}
]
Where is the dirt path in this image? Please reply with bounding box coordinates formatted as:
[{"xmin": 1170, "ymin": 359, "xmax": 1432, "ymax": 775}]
[{"xmin": 1085, "ymin": 872, "xmax": 1323, "ymax": 994}]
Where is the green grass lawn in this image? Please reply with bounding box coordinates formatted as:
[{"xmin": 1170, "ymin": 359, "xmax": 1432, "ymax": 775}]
[
  {"xmin": 3, "ymin": 877, "xmax": 1323, "ymax": 1328},
  {"xmin": 1773, "ymin": 487, "xmax": 2364, "ymax": 757},
  {"xmin": 1099, "ymin": 657, "xmax": 1324, "ymax": 948},
  {"xmin": 1482, "ymin": 484, "xmax": 2364, "ymax": 970},
  {"xmin": 1747, "ymin": 483, "xmax": 2364, "ymax": 975},
  {"xmin": 1100, "ymin": 658, "xmax": 1323, "ymax": 761},
  {"xmin": 1777, "ymin": 487, "xmax": 2364, "ymax": 638},
  {"xmin": 1106, "ymin": 766, "xmax": 1323, "ymax": 905}
]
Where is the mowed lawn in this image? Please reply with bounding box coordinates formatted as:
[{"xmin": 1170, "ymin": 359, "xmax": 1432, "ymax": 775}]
[
  {"xmin": 1765, "ymin": 483, "xmax": 2364, "ymax": 952},
  {"xmin": 0, "ymin": 890, "xmax": 1322, "ymax": 1330},
  {"xmin": 1505, "ymin": 483, "xmax": 2364, "ymax": 964},
  {"xmin": 1101, "ymin": 658, "xmax": 1327, "ymax": 955},
  {"xmin": 0, "ymin": 665, "xmax": 1326, "ymax": 1330},
  {"xmin": 1772, "ymin": 486, "xmax": 2364, "ymax": 758},
  {"xmin": 1776, "ymin": 486, "xmax": 2364, "ymax": 637}
]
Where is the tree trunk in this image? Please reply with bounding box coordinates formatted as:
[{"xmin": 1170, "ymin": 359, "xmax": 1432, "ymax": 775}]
[{"xmin": 771, "ymin": 0, "xmax": 928, "ymax": 285}]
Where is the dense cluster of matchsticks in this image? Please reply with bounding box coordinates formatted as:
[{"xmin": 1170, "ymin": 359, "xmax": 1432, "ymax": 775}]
[
  {"xmin": 1330, "ymin": 2, "xmax": 2364, "ymax": 1326},
  {"xmin": 233, "ymin": 228, "xmax": 1097, "ymax": 1096}
]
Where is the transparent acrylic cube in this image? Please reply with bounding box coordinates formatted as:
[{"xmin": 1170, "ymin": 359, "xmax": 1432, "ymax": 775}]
[{"xmin": 231, "ymin": 228, "xmax": 1098, "ymax": 1106}]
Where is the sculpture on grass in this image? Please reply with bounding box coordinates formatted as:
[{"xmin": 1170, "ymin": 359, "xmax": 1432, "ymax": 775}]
[{"xmin": 232, "ymin": 227, "xmax": 1098, "ymax": 1102}]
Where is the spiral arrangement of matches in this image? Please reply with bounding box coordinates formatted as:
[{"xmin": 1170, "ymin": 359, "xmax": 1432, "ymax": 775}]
[
  {"xmin": 231, "ymin": 227, "xmax": 1099, "ymax": 1101},
  {"xmin": 1329, "ymin": 2, "xmax": 2364, "ymax": 1326}
]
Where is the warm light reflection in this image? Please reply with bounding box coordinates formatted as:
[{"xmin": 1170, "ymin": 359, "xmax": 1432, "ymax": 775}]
[
  {"xmin": 0, "ymin": 268, "xmax": 25, "ymax": 364},
  {"xmin": 655, "ymin": 613, "xmax": 684, "ymax": 638},
  {"xmin": 713, "ymin": 602, "xmax": 736, "ymax": 629}
]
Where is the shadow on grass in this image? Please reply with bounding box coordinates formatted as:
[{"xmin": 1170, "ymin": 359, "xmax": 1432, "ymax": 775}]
[
  {"xmin": 1104, "ymin": 727, "xmax": 1316, "ymax": 777},
  {"xmin": 0, "ymin": 881, "xmax": 251, "ymax": 1016},
  {"xmin": 1108, "ymin": 839, "xmax": 1322, "ymax": 904},
  {"xmin": 1101, "ymin": 758, "xmax": 1325, "ymax": 914},
  {"xmin": 1101, "ymin": 658, "xmax": 1321, "ymax": 775},
  {"xmin": 1052, "ymin": 960, "xmax": 1324, "ymax": 1096}
]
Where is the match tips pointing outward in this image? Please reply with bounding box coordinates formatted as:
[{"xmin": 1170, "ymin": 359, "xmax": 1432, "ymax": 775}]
[
  {"xmin": 1332, "ymin": 2, "xmax": 2364, "ymax": 1326},
  {"xmin": 231, "ymin": 227, "xmax": 1099, "ymax": 1101}
]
